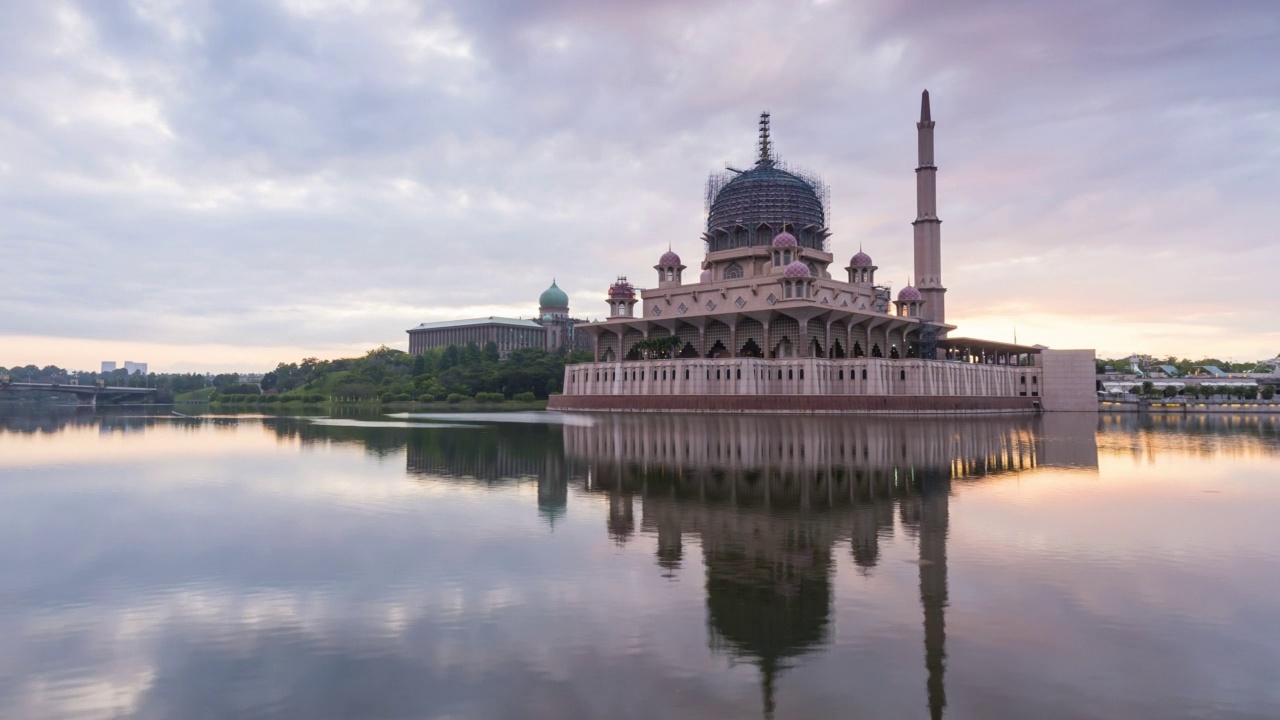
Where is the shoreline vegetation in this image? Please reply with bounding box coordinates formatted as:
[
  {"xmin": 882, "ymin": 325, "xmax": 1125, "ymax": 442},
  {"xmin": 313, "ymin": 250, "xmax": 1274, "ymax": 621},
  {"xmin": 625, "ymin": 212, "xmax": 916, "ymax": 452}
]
[{"xmin": 3, "ymin": 344, "xmax": 588, "ymax": 408}]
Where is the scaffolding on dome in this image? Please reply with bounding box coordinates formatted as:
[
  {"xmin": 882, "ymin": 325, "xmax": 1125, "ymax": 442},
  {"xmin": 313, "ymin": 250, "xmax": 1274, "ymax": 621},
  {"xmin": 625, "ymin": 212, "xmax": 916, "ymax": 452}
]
[
  {"xmin": 703, "ymin": 113, "xmax": 832, "ymax": 255},
  {"xmin": 704, "ymin": 162, "xmax": 830, "ymax": 225}
]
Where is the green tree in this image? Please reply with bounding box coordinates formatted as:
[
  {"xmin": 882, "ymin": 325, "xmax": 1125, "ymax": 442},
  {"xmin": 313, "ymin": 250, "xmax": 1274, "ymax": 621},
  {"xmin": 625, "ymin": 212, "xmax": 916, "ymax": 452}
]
[{"xmin": 440, "ymin": 345, "xmax": 460, "ymax": 370}]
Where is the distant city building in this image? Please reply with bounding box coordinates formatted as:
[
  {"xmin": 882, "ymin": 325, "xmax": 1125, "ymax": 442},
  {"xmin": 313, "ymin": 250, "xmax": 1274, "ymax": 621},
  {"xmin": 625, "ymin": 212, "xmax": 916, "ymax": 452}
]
[
  {"xmin": 406, "ymin": 281, "xmax": 592, "ymax": 359},
  {"xmin": 123, "ymin": 362, "xmax": 148, "ymax": 375},
  {"xmin": 101, "ymin": 361, "xmax": 117, "ymax": 373}
]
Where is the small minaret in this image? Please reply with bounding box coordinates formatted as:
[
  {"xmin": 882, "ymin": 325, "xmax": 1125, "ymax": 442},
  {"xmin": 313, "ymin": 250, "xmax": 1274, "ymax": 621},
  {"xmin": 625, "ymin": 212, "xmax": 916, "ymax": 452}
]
[
  {"xmin": 913, "ymin": 90, "xmax": 946, "ymax": 324},
  {"xmin": 607, "ymin": 277, "xmax": 638, "ymax": 318}
]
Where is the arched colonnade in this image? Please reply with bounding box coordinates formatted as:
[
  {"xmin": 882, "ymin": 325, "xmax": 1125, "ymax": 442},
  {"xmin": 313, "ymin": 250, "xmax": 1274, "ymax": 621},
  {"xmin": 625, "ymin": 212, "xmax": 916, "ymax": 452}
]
[{"xmin": 588, "ymin": 312, "xmax": 922, "ymax": 363}]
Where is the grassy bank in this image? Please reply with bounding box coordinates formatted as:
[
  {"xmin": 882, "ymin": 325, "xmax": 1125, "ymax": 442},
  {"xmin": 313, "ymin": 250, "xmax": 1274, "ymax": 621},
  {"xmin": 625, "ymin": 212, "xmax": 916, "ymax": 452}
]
[{"xmin": 187, "ymin": 398, "xmax": 549, "ymax": 412}]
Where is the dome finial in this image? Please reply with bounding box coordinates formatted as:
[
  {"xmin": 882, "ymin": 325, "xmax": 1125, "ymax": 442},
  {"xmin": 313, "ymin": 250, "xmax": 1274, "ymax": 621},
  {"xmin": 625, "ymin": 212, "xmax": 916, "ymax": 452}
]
[{"xmin": 758, "ymin": 111, "xmax": 772, "ymax": 165}]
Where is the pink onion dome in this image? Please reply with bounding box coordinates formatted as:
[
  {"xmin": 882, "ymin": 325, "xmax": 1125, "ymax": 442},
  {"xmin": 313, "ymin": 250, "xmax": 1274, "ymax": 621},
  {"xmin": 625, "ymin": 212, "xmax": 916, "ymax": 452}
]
[
  {"xmin": 783, "ymin": 261, "xmax": 811, "ymax": 278},
  {"xmin": 898, "ymin": 285, "xmax": 922, "ymax": 302},
  {"xmin": 850, "ymin": 251, "xmax": 873, "ymax": 267},
  {"xmin": 700, "ymin": 268, "xmax": 712, "ymax": 283},
  {"xmin": 658, "ymin": 250, "xmax": 681, "ymax": 266},
  {"xmin": 771, "ymin": 231, "xmax": 797, "ymax": 248},
  {"xmin": 608, "ymin": 277, "xmax": 635, "ymax": 299}
]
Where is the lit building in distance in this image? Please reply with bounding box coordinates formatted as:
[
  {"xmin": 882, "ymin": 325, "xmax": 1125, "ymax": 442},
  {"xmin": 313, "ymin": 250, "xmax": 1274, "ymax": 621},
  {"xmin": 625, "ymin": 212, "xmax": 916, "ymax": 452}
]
[
  {"xmin": 551, "ymin": 92, "xmax": 1097, "ymax": 413},
  {"xmin": 101, "ymin": 362, "xmax": 117, "ymax": 373}
]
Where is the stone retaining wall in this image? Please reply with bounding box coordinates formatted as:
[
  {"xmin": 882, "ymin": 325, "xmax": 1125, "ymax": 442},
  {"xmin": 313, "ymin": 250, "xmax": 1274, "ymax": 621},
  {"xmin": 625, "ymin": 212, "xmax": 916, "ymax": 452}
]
[{"xmin": 547, "ymin": 394, "xmax": 1037, "ymax": 414}]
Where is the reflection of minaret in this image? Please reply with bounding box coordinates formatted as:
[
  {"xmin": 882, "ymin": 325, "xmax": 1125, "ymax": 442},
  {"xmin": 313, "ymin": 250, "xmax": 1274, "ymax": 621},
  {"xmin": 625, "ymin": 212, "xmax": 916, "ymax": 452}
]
[
  {"xmin": 918, "ymin": 468, "xmax": 950, "ymax": 720},
  {"xmin": 607, "ymin": 493, "xmax": 635, "ymax": 544},
  {"xmin": 537, "ymin": 446, "xmax": 568, "ymax": 528},
  {"xmin": 655, "ymin": 517, "xmax": 682, "ymax": 577},
  {"xmin": 537, "ymin": 475, "xmax": 567, "ymax": 528}
]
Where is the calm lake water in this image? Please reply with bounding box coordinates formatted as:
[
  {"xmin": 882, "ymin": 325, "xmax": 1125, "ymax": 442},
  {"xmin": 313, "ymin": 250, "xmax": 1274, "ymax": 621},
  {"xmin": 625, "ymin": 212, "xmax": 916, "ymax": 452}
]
[{"xmin": 1, "ymin": 408, "xmax": 1278, "ymax": 720}]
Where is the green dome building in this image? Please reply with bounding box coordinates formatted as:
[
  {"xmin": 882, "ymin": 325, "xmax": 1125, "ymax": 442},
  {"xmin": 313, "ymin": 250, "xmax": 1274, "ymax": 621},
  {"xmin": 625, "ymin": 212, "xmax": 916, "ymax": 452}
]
[{"xmin": 539, "ymin": 280, "xmax": 569, "ymax": 311}]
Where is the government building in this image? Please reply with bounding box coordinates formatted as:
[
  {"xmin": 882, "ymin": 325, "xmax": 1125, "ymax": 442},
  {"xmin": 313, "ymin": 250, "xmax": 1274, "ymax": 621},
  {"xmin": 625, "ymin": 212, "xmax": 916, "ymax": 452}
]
[
  {"xmin": 407, "ymin": 280, "xmax": 591, "ymax": 358},
  {"xmin": 549, "ymin": 92, "xmax": 1097, "ymax": 413}
]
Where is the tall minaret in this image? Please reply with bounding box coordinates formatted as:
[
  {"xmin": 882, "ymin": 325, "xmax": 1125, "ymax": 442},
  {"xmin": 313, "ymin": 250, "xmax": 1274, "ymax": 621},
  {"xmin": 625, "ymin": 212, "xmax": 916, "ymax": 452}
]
[{"xmin": 914, "ymin": 90, "xmax": 946, "ymax": 324}]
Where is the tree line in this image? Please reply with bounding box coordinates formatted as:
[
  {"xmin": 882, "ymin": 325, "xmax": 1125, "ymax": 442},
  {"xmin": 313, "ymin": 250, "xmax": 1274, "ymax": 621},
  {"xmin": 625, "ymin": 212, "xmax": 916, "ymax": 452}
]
[
  {"xmin": 3, "ymin": 342, "xmax": 589, "ymax": 404},
  {"xmin": 1128, "ymin": 381, "xmax": 1274, "ymax": 401},
  {"xmin": 250, "ymin": 343, "xmax": 591, "ymax": 403},
  {"xmin": 1096, "ymin": 356, "xmax": 1277, "ymax": 375}
]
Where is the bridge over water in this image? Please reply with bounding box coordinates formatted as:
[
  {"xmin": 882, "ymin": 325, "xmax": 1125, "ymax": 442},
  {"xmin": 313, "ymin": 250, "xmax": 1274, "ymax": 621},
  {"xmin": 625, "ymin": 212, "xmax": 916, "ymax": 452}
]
[{"xmin": 0, "ymin": 381, "xmax": 156, "ymax": 407}]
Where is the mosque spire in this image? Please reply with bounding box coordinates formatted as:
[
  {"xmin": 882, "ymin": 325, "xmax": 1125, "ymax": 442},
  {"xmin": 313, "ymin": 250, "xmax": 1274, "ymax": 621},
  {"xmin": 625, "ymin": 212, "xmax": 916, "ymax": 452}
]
[
  {"xmin": 913, "ymin": 88, "xmax": 945, "ymax": 324},
  {"xmin": 758, "ymin": 111, "xmax": 772, "ymax": 165}
]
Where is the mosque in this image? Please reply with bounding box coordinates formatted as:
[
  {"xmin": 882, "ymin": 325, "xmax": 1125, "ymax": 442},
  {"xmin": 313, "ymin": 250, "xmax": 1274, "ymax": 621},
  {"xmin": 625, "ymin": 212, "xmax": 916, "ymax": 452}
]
[{"xmin": 550, "ymin": 91, "xmax": 1097, "ymax": 413}]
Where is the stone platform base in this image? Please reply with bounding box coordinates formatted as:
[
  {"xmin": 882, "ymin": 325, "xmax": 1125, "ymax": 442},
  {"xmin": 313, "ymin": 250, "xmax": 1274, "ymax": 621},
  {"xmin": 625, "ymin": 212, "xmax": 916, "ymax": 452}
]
[{"xmin": 547, "ymin": 394, "xmax": 1039, "ymax": 414}]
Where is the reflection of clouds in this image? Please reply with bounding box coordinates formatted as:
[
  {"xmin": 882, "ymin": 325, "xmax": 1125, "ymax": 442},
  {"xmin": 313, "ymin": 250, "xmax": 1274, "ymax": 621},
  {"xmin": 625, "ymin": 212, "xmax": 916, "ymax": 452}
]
[
  {"xmin": 0, "ymin": 420, "xmax": 287, "ymax": 471},
  {"xmin": 2, "ymin": 569, "xmax": 749, "ymax": 719},
  {"xmin": 5, "ymin": 413, "xmax": 1280, "ymax": 718},
  {"xmin": 16, "ymin": 669, "xmax": 156, "ymax": 720},
  {"xmin": 0, "ymin": 418, "xmax": 735, "ymax": 718}
]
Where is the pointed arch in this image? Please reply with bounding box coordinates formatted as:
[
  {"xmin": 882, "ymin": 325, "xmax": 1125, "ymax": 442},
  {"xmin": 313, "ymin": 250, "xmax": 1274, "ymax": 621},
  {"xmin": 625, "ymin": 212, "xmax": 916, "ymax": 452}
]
[{"xmin": 736, "ymin": 318, "xmax": 765, "ymax": 358}]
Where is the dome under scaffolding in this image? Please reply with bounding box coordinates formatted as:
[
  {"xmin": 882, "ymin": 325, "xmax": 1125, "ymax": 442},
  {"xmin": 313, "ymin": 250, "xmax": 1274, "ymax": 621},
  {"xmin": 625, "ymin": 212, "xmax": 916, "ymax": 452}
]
[{"xmin": 704, "ymin": 113, "xmax": 830, "ymax": 254}]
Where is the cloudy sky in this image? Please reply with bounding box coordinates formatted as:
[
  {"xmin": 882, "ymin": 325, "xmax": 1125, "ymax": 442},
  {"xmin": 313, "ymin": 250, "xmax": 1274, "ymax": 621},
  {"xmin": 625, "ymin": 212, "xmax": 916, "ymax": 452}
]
[{"xmin": 2, "ymin": 0, "xmax": 1278, "ymax": 372}]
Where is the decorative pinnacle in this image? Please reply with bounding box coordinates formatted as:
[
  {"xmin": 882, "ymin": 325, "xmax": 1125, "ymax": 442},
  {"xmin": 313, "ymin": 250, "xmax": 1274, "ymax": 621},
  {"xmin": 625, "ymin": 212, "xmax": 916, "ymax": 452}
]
[
  {"xmin": 758, "ymin": 111, "xmax": 772, "ymax": 164},
  {"xmin": 920, "ymin": 90, "xmax": 931, "ymax": 123}
]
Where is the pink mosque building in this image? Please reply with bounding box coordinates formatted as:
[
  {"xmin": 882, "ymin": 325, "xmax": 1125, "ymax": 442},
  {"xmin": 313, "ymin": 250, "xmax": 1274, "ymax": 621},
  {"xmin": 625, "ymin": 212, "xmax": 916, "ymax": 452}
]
[{"xmin": 549, "ymin": 92, "xmax": 1097, "ymax": 414}]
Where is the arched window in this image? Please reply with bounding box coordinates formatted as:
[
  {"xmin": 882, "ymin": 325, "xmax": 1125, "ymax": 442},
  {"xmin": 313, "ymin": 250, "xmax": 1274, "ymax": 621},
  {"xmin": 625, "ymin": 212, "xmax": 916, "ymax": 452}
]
[
  {"xmin": 666, "ymin": 269, "xmax": 674, "ymax": 281},
  {"xmin": 723, "ymin": 262, "xmax": 743, "ymax": 280}
]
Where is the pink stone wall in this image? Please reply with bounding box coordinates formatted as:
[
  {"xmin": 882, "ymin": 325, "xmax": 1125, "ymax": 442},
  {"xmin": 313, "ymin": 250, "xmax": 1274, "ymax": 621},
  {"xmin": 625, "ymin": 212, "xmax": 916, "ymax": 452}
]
[{"xmin": 547, "ymin": 394, "xmax": 1036, "ymax": 414}]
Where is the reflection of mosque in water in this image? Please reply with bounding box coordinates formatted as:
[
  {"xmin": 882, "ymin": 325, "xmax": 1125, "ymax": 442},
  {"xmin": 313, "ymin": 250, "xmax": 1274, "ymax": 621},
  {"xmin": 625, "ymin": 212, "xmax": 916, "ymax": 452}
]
[
  {"xmin": 398, "ymin": 413, "xmax": 1098, "ymax": 718},
  {"xmin": 563, "ymin": 414, "xmax": 1098, "ymax": 719}
]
